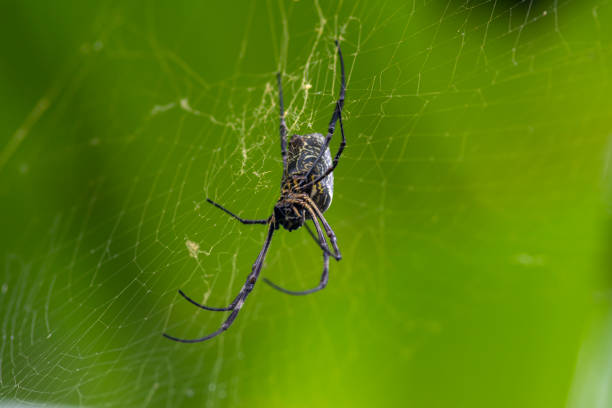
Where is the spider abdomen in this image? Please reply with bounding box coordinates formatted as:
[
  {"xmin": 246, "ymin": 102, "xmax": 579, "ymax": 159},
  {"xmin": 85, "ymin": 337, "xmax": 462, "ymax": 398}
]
[{"xmin": 286, "ymin": 133, "xmax": 334, "ymax": 212}]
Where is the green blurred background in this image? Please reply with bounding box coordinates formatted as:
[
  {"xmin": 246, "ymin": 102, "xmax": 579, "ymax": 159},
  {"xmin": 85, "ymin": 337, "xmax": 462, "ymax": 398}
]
[{"xmin": 1, "ymin": 1, "xmax": 611, "ymax": 407}]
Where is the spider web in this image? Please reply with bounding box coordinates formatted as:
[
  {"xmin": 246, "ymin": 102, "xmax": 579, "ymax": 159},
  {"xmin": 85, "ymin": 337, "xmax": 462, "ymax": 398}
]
[{"xmin": 0, "ymin": 1, "xmax": 611, "ymax": 407}]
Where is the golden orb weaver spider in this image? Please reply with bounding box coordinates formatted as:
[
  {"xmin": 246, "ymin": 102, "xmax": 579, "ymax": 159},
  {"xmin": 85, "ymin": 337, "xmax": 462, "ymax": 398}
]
[{"xmin": 164, "ymin": 40, "xmax": 346, "ymax": 343}]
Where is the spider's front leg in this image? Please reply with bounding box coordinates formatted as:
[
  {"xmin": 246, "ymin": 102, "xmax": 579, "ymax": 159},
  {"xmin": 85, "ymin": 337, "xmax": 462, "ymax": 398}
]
[
  {"xmin": 163, "ymin": 222, "xmax": 276, "ymax": 343},
  {"xmin": 177, "ymin": 288, "xmax": 240, "ymax": 312},
  {"xmin": 296, "ymin": 195, "xmax": 341, "ymax": 261},
  {"xmin": 173, "ymin": 198, "xmax": 270, "ymax": 311},
  {"xmin": 263, "ymin": 205, "xmax": 333, "ymax": 295}
]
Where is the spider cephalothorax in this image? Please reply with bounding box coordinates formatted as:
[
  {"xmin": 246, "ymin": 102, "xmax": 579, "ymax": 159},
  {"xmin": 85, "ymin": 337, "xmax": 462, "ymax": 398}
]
[
  {"xmin": 164, "ymin": 40, "xmax": 346, "ymax": 343},
  {"xmin": 273, "ymin": 200, "xmax": 305, "ymax": 231}
]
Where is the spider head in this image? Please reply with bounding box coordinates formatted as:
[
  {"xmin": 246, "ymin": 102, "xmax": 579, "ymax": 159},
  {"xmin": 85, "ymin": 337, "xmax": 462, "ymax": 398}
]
[{"xmin": 274, "ymin": 201, "xmax": 304, "ymax": 231}]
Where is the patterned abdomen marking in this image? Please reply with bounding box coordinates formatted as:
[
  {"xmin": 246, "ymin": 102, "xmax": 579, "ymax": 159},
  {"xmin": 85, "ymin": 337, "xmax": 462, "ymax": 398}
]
[{"xmin": 286, "ymin": 133, "xmax": 334, "ymax": 212}]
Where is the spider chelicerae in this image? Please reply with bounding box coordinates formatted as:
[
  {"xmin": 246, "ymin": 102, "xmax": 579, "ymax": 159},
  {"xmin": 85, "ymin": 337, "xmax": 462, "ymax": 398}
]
[{"xmin": 164, "ymin": 40, "xmax": 346, "ymax": 343}]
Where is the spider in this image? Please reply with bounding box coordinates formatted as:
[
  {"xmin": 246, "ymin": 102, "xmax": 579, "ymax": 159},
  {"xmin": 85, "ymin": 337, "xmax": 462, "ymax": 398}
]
[{"xmin": 163, "ymin": 40, "xmax": 346, "ymax": 343}]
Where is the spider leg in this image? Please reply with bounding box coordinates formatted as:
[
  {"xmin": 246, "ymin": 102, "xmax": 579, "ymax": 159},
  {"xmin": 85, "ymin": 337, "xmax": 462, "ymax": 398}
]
[
  {"xmin": 313, "ymin": 212, "xmax": 341, "ymax": 260},
  {"xmin": 304, "ymin": 40, "xmax": 346, "ymax": 181},
  {"xmin": 301, "ymin": 196, "xmax": 342, "ymax": 260},
  {"xmin": 162, "ymin": 305, "xmax": 243, "ymax": 343},
  {"xmin": 307, "ymin": 108, "xmax": 345, "ymax": 187},
  {"xmin": 263, "ymin": 206, "xmax": 331, "ymax": 295},
  {"xmin": 176, "ymin": 199, "xmax": 267, "ymax": 312},
  {"xmin": 177, "ymin": 199, "xmax": 266, "ymax": 312},
  {"xmin": 288, "ymin": 204, "xmax": 333, "ymax": 257},
  {"xmin": 277, "ymin": 73, "xmax": 289, "ymax": 175},
  {"xmin": 303, "ymin": 222, "xmax": 334, "ymax": 257},
  {"xmin": 206, "ymin": 198, "xmax": 268, "ymax": 224},
  {"xmin": 163, "ymin": 222, "xmax": 275, "ymax": 343},
  {"xmin": 263, "ymin": 252, "xmax": 328, "ymax": 296},
  {"xmin": 177, "ymin": 289, "xmax": 239, "ymax": 312}
]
